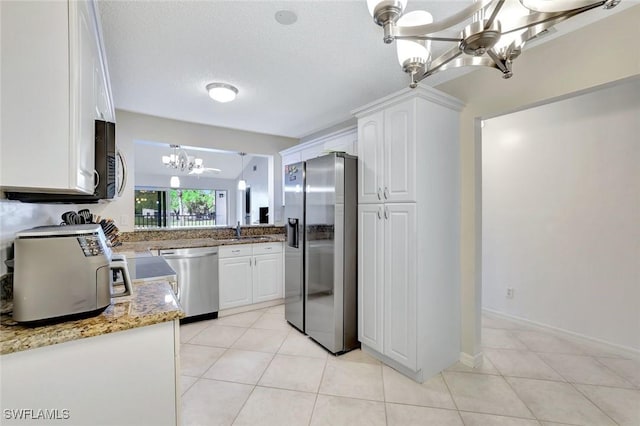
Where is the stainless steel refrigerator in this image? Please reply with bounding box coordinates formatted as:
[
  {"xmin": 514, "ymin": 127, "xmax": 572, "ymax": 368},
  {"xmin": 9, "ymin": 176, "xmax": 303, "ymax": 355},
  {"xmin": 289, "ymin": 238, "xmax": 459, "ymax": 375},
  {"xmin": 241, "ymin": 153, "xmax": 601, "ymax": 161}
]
[{"xmin": 284, "ymin": 153, "xmax": 358, "ymax": 354}]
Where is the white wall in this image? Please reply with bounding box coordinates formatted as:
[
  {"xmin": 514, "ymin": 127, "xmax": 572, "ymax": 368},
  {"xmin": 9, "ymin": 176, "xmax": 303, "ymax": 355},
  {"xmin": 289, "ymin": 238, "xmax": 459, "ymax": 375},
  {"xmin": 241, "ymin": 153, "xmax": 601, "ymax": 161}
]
[
  {"xmin": 243, "ymin": 156, "xmax": 270, "ymax": 224},
  {"xmin": 436, "ymin": 5, "xmax": 640, "ymax": 360},
  {"xmin": 482, "ymin": 79, "xmax": 640, "ymax": 351}
]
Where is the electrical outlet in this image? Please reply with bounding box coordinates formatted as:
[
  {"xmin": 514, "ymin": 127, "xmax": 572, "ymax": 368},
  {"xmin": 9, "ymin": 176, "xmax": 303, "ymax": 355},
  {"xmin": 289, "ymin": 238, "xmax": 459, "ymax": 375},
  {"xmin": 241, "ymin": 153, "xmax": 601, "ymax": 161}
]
[{"xmin": 506, "ymin": 288, "xmax": 514, "ymax": 299}]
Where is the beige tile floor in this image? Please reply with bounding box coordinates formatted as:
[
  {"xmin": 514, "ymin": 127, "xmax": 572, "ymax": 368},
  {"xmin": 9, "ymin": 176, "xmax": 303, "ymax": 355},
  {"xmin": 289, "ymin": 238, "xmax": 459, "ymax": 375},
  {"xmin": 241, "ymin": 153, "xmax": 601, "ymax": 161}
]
[{"xmin": 180, "ymin": 305, "xmax": 640, "ymax": 426}]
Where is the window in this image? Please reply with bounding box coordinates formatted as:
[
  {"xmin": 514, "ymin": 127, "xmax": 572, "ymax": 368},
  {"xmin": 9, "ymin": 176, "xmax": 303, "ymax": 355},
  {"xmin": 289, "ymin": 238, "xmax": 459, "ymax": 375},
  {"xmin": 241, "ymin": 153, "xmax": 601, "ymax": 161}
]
[{"xmin": 135, "ymin": 188, "xmax": 227, "ymax": 228}]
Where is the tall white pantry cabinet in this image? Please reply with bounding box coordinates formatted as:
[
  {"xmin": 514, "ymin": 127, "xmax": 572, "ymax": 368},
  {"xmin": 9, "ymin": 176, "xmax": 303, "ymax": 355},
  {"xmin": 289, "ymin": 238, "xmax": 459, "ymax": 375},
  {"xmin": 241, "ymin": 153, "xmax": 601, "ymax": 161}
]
[{"xmin": 353, "ymin": 86, "xmax": 463, "ymax": 383}]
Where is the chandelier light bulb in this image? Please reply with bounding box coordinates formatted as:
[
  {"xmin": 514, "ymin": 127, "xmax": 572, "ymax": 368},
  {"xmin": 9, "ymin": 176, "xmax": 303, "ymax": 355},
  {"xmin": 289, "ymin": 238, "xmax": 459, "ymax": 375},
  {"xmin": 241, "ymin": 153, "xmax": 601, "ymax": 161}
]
[
  {"xmin": 195, "ymin": 158, "xmax": 203, "ymax": 167},
  {"xmin": 396, "ymin": 10, "xmax": 433, "ymax": 67},
  {"xmin": 206, "ymin": 83, "xmax": 238, "ymax": 103}
]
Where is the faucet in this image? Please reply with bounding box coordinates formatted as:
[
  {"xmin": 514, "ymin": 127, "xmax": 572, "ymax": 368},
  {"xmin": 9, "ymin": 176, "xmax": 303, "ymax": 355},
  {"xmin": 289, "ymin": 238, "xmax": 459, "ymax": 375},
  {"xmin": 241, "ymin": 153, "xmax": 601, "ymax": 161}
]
[{"xmin": 235, "ymin": 221, "xmax": 241, "ymax": 238}]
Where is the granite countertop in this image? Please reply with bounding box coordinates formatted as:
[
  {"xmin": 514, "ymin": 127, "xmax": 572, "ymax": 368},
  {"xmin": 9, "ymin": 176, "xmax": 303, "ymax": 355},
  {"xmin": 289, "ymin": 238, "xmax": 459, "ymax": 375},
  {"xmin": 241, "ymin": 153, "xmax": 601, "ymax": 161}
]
[
  {"xmin": 115, "ymin": 234, "xmax": 285, "ymax": 254},
  {"xmin": 0, "ymin": 280, "xmax": 184, "ymax": 356}
]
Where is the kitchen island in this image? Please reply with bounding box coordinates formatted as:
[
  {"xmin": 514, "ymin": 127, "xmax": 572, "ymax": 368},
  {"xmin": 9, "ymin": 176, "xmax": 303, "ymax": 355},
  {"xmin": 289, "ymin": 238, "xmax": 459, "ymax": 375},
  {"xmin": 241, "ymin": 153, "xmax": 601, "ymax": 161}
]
[{"xmin": 0, "ymin": 280, "xmax": 184, "ymax": 426}]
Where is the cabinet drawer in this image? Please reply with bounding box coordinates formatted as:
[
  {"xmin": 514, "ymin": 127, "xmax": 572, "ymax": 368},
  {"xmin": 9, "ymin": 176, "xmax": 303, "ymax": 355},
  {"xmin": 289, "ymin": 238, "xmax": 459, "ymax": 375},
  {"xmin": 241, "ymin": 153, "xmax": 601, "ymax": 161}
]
[
  {"xmin": 219, "ymin": 245, "xmax": 253, "ymax": 258},
  {"xmin": 252, "ymin": 242, "xmax": 283, "ymax": 255}
]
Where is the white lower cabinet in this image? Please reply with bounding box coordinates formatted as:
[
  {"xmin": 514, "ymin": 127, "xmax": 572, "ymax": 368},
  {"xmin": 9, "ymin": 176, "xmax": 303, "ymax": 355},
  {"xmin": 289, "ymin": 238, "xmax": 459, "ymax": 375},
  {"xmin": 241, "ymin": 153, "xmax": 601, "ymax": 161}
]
[
  {"xmin": 253, "ymin": 253, "xmax": 283, "ymax": 303},
  {"xmin": 219, "ymin": 256, "xmax": 253, "ymax": 309},
  {"xmin": 358, "ymin": 203, "xmax": 417, "ymax": 369},
  {"xmin": 219, "ymin": 243, "xmax": 283, "ymax": 309},
  {"xmin": 1, "ymin": 321, "xmax": 179, "ymax": 426}
]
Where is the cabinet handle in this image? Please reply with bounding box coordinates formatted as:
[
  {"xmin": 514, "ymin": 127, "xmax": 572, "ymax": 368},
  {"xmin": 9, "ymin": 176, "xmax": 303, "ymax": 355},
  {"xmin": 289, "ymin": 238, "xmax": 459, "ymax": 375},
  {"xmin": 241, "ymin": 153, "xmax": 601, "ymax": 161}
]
[
  {"xmin": 232, "ymin": 250, "xmax": 241, "ymax": 253},
  {"xmin": 384, "ymin": 187, "xmax": 389, "ymax": 200},
  {"xmin": 384, "ymin": 207, "xmax": 389, "ymax": 220},
  {"xmin": 377, "ymin": 188, "xmax": 382, "ymax": 200},
  {"xmin": 265, "ymin": 247, "xmax": 272, "ymax": 250},
  {"xmin": 377, "ymin": 209, "xmax": 382, "ymax": 220}
]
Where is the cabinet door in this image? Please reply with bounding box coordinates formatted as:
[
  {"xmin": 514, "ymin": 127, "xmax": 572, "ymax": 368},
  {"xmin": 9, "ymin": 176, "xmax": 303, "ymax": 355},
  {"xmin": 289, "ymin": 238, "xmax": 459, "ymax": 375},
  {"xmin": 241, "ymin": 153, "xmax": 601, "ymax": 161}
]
[
  {"xmin": 357, "ymin": 111, "xmax": 384, "ymax": 204},
  {"xmin": 383, "ymin": 203, "xmax": 417, "ymax": 370},
  {"xmin": 384, "ymin": 99, "xmax": 416, "ymax": 203},
  {"xmin": 253, "ymin": 253, "xmax": 283, "ymax": 303},
  {"xmin": 70, "ymin": 0, "xmax": 98, "ymax": 193},
  {"xmin": 358, "ymin": 204, "xmax": 384, "ymax": 352},
  {"xmin": 219, "ymin": 257, "xmax": 253, "ymax": 309}
]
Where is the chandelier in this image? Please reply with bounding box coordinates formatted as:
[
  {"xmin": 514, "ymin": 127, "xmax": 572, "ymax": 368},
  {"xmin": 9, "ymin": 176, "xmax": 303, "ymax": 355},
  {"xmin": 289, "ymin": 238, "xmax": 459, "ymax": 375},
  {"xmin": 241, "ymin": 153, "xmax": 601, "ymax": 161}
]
[
  {"xmin": 367, "ymin": 0, "xmax": 622, "ymax": 88},
  {"xmin": 162, "ymin": 145, "xmax": 204, "ymax": 173}
]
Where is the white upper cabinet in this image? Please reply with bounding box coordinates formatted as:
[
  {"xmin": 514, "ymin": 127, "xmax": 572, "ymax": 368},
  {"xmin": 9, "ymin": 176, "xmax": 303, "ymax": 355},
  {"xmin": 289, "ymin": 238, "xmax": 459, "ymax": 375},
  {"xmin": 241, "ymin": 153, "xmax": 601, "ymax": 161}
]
[
  {"xmin": 0, "ymin": 0, "xmax": 115, "ymax": 194},
  {"xmin": 357, "ymin": 99, "xmax": 416, "ymax": 204},
  {"xmin": 357, "ymin": 111, "xmax": 384, "ymax": 204}
]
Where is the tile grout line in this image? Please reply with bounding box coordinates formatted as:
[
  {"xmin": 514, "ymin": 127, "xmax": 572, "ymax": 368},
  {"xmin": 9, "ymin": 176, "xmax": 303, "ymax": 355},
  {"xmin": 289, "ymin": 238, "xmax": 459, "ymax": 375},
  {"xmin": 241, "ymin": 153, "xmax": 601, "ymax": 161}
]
[
  {"xmin": 308, "ymin": 350, "xmax": 330, "ymax": 426},
  {"xmin": 439, "ymin": 371, "xmax": 466, "ymax": 425},
  {"xmin": 497, "ymin": 330, "xmax": 623, "ymax": 426},
  {"xmin": 380, "ymin": 364, "xmax": 389, "ymax": 426}
]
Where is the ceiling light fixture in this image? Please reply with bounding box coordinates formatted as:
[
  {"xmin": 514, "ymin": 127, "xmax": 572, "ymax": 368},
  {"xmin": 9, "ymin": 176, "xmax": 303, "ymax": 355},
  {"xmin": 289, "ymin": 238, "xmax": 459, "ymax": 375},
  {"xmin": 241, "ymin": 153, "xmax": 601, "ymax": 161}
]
[
  {"xmin": 162, "ymin": 144, "xmax": 204, "ymax": 173},
  {"xmin": 368, "ymin": 0, "xmax": 622, "ymax": 88},
  {"xmin": 238, "ymin": 152, "xmax": 247, "ymax": 191},
  {"xmin": 206, "ymin": 82, "xmax": 238, "ymax": 103}
]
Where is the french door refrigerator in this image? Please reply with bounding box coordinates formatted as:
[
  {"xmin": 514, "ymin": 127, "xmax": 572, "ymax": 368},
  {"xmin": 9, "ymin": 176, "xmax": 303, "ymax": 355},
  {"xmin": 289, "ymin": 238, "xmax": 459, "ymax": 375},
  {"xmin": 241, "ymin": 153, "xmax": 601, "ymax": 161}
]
[{"xmin": 284, "ymin": 153, "xmax": 358, "ymax": 354}]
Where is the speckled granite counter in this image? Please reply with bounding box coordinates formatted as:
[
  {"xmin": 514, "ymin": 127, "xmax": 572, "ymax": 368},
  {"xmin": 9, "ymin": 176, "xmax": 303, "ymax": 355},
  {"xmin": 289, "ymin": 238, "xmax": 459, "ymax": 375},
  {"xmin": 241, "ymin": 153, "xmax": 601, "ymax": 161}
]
[
  {"xmin": 115, "ymin": 234, "xmax": 285, "ymax": 255},
  {"xmin": 0, "ymin": 280, "xmax": 183, "ymax": 355}
]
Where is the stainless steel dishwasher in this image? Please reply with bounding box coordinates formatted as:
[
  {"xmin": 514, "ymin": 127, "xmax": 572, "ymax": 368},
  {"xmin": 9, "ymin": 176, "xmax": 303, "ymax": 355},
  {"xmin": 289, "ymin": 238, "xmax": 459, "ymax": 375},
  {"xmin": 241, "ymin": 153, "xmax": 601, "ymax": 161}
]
[{"xmin": 159, "ymin": 247, "xmax": 219, "ymax": 322}]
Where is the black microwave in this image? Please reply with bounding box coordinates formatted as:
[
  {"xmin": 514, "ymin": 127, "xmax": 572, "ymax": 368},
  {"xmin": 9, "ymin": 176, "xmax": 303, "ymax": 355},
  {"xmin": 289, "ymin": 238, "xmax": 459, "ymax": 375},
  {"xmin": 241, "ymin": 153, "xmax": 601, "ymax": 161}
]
[{"xmin": 5, "ymin": 120, "xmax": 125, "ymax": 203}]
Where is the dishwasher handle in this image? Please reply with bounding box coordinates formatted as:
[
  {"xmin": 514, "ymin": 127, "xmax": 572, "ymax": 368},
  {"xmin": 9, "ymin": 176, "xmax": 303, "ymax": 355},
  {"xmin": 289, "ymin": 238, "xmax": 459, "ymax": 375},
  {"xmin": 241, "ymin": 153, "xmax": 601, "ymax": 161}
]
[{"xmin": 160, "ymin": 251, "xmax": 218, "ymax": 260}]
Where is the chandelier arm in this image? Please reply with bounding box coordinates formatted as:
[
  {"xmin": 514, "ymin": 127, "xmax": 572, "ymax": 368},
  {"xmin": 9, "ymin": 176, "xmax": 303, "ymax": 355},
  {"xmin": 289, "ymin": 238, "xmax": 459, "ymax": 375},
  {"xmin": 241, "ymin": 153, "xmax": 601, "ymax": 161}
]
[
  {"xmin": 394, "ymin": 0, "xmax": 494, "ymax": 38},
  {"xmin": 418, "ymin": 46, "xmax": 464, "ymax": 82},
  {"xmin": 395, "ymin": 35, "xmax": 463, "ymax": 42},
  {"xmin": 486, "ymin": 49, "xmax": 508, "ymax": 73},
  {"xmin": 484, "ymin": 0, "xmax": 506, "ymax": 29},
  {"xmin": 501, "ymin": 2, "xmax": 605, "ymax": 35}
]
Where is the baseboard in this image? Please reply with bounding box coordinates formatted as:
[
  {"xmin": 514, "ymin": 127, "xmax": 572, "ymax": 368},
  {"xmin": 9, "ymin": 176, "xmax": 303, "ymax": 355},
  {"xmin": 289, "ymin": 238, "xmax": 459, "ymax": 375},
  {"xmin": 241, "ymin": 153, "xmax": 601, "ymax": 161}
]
[
  {"xmin": 483, "ymin": 308, "xmax": 640, "ymax": 359},
  {"xmin": 219, "ymin": 299, "xmax": 283, "ymax": 317},
  {"xmin": 459, "ymin": 351, "xmax": 484, "ymax": 368}
]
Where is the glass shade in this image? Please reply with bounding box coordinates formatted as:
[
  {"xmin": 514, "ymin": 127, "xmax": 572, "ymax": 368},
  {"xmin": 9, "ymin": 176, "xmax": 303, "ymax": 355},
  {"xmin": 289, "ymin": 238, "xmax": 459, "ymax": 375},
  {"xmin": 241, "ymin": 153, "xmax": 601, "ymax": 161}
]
[
  {"xmin": 194, "ymin": 158, "xmax": 203, "ymax": 167},
  {"xmin": 519, "ymin": 0, "xmax": 600, "ymax": 13},
  {"xmin": 367, "ymin": 0, "xmax": 408, "ymax": 17},
  {"xmin": 396, "ymin": 10, "xmax": 433, "ymax": 66},
  {"xmin": 170, "ymin": 176, "xmax": 180, "ymax": 188},
  {"xmin": 206, "ymin": 83, "xmax": 238, "ymax": 103},
  {"xmin": 162, "ymin": 156, "xmax": 170, "ymax": 164}
]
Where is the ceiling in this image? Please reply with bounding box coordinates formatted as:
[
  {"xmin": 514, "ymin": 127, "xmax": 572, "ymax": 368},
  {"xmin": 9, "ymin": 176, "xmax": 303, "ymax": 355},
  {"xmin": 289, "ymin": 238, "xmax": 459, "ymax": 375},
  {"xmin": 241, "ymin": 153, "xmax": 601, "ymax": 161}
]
[{"xmin": 99, "ymin": 0, "xmax": 633, "ymax": 139}]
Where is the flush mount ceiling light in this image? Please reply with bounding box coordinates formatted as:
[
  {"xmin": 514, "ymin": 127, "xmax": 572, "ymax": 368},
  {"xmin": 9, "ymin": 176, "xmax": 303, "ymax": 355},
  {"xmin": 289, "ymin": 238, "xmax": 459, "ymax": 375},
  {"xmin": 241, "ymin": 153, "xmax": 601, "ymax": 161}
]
[
  {"xmin": 206, "ymin": 82, "xmax": 238, "ymax": 103},
  {"xmin": 368, "ymin": 0, "xmax": 622, "ymax": 88},
  {"xmin": 162, "ymin": 144, "xmax": 204, "ymax": 173}
]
